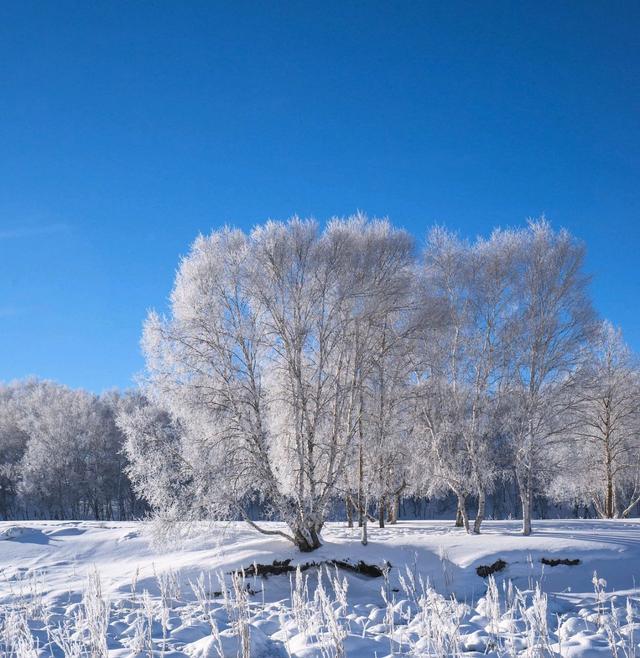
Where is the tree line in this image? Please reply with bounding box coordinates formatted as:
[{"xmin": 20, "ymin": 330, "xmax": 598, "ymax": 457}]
[
  {"xmin": 0, "ymin": 381, "xmax": 145, "ymax": 520},
  {"xmin": 2, "ymin": 216, "xmax": 639, "ymax": 552},
  {"xmin": 118, "ymin": 215, "xmax": 640, "ymax": 550}
]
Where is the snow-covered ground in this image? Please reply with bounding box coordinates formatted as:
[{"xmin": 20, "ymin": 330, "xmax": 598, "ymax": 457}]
[{"xmin": 1, "ymin": 519, "xmax": 639, "ymax": 656}]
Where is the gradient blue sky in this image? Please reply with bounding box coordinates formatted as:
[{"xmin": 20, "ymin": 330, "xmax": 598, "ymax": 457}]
[{"xmin": 1, "ymin": 2, "xmax": 638, "ymax": 392}]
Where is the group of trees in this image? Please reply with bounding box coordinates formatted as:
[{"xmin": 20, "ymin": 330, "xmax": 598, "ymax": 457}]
[
  {"xmin": 117, "ymin": 215, "xmax": 640, "ymax": 551},
  {"xmin": 0, "ymin": 380, "xmax": 143, "ymax": 520},
  {"xmin": 1, "ymin": 216, "xmax": 637, "ymax": 549}
]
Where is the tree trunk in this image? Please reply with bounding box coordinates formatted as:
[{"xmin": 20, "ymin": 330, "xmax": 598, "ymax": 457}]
[
  {"xmin": 520, "ymin": 474, "xmax": 533, "ymax": 536},
  {"xmin": 522, "ymin": 498, "xmax": 532, "ymax": 535},
  {"xmin": 346, "ymin": 495, "xmax": 353, "ymax": 528},
  {"xmin": 605, "ymin": 477, "xmax": 614, "ymax": 519},
  {"xmin": 292, "ymin": 525, "xmax": 322, "ymax": 552},
  {"xmin": 378, "ymin": 496, "xmax": 386, "ymax": 528},
  {"xmin": 473, "ymin": 489, "xmax": 486, "ymax": 534},
  {"xmin": 388, "ymin": 482, "xmax": 405, "ymax": 525},
  {"xmin": 357, "ymin": 436, "xmax": 364, "ymax": 528},
  {"xmin": 620, "ymin": 492, "xmax": 640, "ymax": 518},
  {"xmin": 516, "ymin": 444, "xmax": 534, "ymax": 536},
  {"xmin": 604, "ymin": 423, "xmax": 615, "ymax": 518},
  {"xmin": 361, "ymin": 514, "xmax": 368, "ymax": 545},
  {"xmin": 390, "ymin": 492, "xmax": 400, "ymax": 524},
  {"xmin": 454, "ymin": 493, "xmax": 470, "ymax": 532}
]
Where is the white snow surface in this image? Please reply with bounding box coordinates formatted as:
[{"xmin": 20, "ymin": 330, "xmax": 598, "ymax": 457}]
[{"xmin": 1, "ymin": 519, "xmax": 639, "ymax": 656}]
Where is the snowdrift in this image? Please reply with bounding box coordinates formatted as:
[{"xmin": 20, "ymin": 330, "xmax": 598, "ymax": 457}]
[{"xmin": 1, "ymin": 519, "xmax": 639, "ymax": 656}]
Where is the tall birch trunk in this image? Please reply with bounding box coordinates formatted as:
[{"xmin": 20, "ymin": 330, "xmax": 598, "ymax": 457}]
[
  {"xmin": 473, "ymin": 489, "xmax": 486, "ymax": 534},
  {"xmin": 454, "ymin": 492, "xmax": 470, "ymax": 533}
]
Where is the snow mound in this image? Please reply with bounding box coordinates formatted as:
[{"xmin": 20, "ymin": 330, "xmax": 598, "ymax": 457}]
[
  {"xmin": 0, "ymin": 525, "xmax": 34, "ymax": 541},
  {"xmin": 184, "ymin": 626, "xmax": 281, "ymax": 657}
]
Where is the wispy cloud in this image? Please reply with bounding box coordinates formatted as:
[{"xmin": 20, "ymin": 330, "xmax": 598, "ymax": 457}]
[
  {"xmin": 0, "ymin": 306, "xmax": 24, "ymax": 318},
  {"xmin": 0, "ymin": 223, "xmax": 71, "ymax": 240}
]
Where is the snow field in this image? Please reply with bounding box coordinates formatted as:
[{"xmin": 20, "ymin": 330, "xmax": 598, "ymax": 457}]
[{"xmin": 1, "ymin": 519, "xmax": 639, "ymax": 656}]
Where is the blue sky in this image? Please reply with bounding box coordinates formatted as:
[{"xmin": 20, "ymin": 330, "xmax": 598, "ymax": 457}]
[{"xmin": 1, "ymin": 2, "xmax": 638, "ymax": 392}]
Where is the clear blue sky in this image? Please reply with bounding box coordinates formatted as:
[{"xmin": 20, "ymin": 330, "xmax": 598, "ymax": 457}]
[{"xmin": 1, "ymin": 2, "xmax": 638, "ymax": 392}]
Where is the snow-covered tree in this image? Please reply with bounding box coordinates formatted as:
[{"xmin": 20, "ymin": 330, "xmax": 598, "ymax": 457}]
[
  {"xmin": 337, "ymin": 221, "xmax": 417, "ymax": 529},
  {"xmin": 117, "ymin": 393, "xmax": 189, "ymax": 525},
  {"xmin": 557, "ymin": 322, "xmax": 640, "ymax": 518},
  {"xmin": 412, "ymin": 228, "xmax": 473, "ymax": 530},
  {"xmin": 132, "ymin": 215, "xmax": 414, "ymax": 551},
  {"xmin": 17, "ymin": 382, "xmax": 94, "ymax": 518},
  {"xmin": 0, "ymin": 379, "xmax": 141, "ymax": 520},
  {"xmin": 507, "ymin": 219, "xmax": 596, "ymax": 535},
  {"xmin": 413, "ymin": 227, "xmax": 518, "ymax": 533},
  {"xmin": 0, "ymin": 382, "xmax": 31, "ymax": 518}
]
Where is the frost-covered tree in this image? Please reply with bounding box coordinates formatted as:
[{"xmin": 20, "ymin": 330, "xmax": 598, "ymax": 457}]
[
  {"xmin": 96, "ymin": 390, "xmax": 145, "ymax": 520},
  {"xmin": 131, "ymin": 215, "xmax": 413, "ymax": 551},
  {"xmin": 17, "ymin": 382, "xmax": 93, "ymax": 518},
  {"xmin": 360, "ymin": 327, "xmax": 414, "ymax": 528},
  {"xmin": 0, "ymin": 382, "xmax": 31, "ymax": 519},
  {"xmin": 117, "ymin": 393, "xmax": 189, "ymax": 524},
  {"xmin": 413, "ymin": 227, "xmax": 518, "ymax": 533},
  {"xmin": 459, "ymin": 229, "xmax": 520, "ymax": 533},
  {"xmin": 0, "ymin": 379, "xmax": 141, "ymax": 520},
  {"xmin": 556, "ymin": 322, "xmax": 640, "ymax": 518},
  {"xmin": 337, "ymin": 223, "xmax": 416, "ymax": 529},
  {"xmin": 507, "ymin": 219, "xmax": 596, "ymax": 535}
]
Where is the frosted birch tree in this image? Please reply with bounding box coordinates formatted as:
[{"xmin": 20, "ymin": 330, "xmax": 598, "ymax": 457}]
[
  {"xmin": 355, "ymin": 304, "xmax": 414, "ymax": 527},
  {"xmin": 462, "ymin": 229, "xmax": 521, "ymax": 533},
  {"xmin": 413, "ymin": 228, "xmax": 475, "ymax": 530},
  {"xmin": 564, "ymin": 322, "xmax": 640, "ymax": 518},
  {"xmin": 342, "ymin": 223, "xmax": 416, "ymax": 528},
  {"xmin": 508, "ymin": 219, "xmax": 596, "ymax": 535},
  {"xmin": 0, "ymin": 382, "xmax": 30, "ymax": 519},
  {"xmin": 133, "ymin": 215, "xmax": 413, "ymax": 551},
  {"xmin": 414, "ymin": 228, "xmax": 516, "ymax": 533}
]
